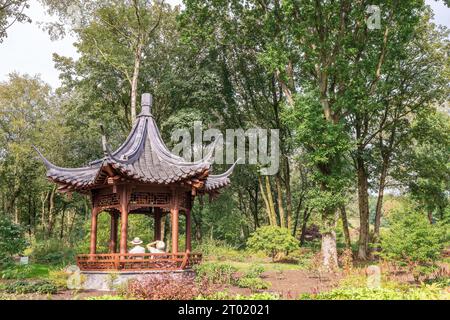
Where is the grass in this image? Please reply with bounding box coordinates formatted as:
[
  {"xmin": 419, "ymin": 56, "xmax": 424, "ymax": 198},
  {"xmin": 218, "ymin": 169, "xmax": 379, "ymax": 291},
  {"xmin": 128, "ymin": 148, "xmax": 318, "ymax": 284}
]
[{"xmin": 1, "ymin": 264, "xmax": 53, "ymax": 280}]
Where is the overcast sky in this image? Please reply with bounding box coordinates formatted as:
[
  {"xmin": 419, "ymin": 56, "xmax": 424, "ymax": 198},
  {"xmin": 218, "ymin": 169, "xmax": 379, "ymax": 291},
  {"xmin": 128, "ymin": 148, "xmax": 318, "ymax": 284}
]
[{"xmin": 0, "ymin": 0, "xmax": 449, "ymax": 89}]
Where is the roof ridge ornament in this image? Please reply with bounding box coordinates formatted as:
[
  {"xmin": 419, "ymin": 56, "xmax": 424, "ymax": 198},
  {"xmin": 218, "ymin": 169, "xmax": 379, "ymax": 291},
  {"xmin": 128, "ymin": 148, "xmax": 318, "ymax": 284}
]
[{"xmin": 140, "ymin": 93, "xmax": 152, "ymax": 116}]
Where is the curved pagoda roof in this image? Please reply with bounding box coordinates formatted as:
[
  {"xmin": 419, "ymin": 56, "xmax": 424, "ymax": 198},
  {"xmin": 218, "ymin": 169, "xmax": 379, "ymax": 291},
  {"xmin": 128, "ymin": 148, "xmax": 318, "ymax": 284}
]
[{"xmin": 35, "ymin": 93, "xmax": 234, "ymax": 194}]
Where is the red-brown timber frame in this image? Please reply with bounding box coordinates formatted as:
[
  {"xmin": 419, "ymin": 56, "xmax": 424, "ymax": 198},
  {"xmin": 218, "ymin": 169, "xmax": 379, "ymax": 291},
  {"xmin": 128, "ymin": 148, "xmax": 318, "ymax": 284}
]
[{"xmin": 78, "ymin": 183, "xmax": 200, "ymax": 272}]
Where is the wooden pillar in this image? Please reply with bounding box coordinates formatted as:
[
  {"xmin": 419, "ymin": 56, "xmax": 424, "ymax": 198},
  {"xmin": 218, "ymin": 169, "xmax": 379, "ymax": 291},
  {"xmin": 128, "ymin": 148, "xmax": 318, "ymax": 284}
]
[
  {"xmin": 154, "ymin": 207, "xmax": 162, "ymax": 241},
  {"xmin": 119, "ymin": 186, "xmax": 129, "ymax": 254},
  {"xmin": 109, "ymin": 212, "xmax": 118, "ymax": 253},
  {"xmin": 89, "ymin": 207, "xmax": 99, "ymax": 255},
  {"xmin": 171, "ymin": 192, "xmax": 179, "ymax": 253},
  {"xmin": 185, "ymin": 209, "xmax": 192, "ymax": 252}
]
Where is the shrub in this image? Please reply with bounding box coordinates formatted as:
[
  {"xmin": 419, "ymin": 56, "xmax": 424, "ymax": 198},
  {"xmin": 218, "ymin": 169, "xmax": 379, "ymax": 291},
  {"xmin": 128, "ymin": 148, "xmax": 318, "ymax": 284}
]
[
  {"xmin": 379, "ymin": 207, "xmax": 447, "ymax": 280},
  {"xmin": 31, "ymin": 240, "xmax": 75, "ymax": 265},
  {"xmin": 126, "ymin": 275, "xmax": 210, "ymax": 300},
  {"xmin": 236, "ymin": 277, "xmax": 271, "ymax": 292},
  {"xmin": 244, "ymin": 264, "xmax": 265, "ymax": 278},
  {"xmin": 247, "ymin": 226, "xmax": 299, "ymax": 261},
  {"xmin": 0, "ymin": 216, "xmax": 27, "ymax": 268},
  {"xmin": 194, "ymin": 262, "xmax": 237, "ymax": 285},
  {"xmin": 0, "ymin": 280, "xmax": 58, "ymax": 294},
  {"xmin": 48, "ymin": 269, "xmax": 70, "ymax": 289}
]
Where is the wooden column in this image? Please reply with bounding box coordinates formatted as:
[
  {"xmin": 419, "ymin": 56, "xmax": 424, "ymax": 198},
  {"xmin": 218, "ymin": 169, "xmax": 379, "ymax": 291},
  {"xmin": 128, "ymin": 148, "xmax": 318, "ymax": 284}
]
[
  {"xmin": 171, "ymin": 192, "xmax": 179, "ymax": 253},
  {"xmin": 119, "ymin": 186, "xmax": 129, "ymax": 254},
  {"xmin": 154, "ymin": 207, "xmax": 162, "ymax": 241},
  {"xmin": 89, "ymin": 207, "xmax": 99, "ymax": 255},
  {"xmin": 109, "ymin": 212, "xmax": 118, "ymax": 253},
  {"xmin": 185, "ymin": 209, "xmax": 192, "ymax": 252}
]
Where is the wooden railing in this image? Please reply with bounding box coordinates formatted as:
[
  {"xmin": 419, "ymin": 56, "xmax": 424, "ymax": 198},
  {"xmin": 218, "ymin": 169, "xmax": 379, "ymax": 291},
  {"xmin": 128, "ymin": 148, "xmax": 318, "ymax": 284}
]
[{"xmin": 76, "ymin": 252, "xmax": 202, "ymax": 272}]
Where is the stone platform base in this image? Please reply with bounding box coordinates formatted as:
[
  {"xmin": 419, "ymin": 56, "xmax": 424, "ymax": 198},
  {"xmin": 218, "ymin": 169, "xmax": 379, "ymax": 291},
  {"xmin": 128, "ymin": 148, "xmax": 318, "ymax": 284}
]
[{"xmin": 81, "ymin": 270, "xmax": 195, "ymax": 291}]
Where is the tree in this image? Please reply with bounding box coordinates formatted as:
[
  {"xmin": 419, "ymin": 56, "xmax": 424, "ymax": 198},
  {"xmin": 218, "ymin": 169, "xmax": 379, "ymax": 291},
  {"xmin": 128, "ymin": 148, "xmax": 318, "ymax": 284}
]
[
  {"xmin": 396, "ymin": 110, "xmax": 450, "ymax": 223},
  {"xmin": 0, "ymin": 0, "xmax": 31, "ymax": 42},
  {"xmin": 0, "ymin": 216, "xmax": 27, "ymax": 267}
]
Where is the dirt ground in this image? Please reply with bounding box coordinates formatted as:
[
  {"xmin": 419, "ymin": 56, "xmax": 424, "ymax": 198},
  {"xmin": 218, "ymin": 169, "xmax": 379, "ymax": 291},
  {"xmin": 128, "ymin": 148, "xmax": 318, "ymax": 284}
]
[{"xmin": 221, "ymin": 270, "xmax": 341, "ymax": 299}]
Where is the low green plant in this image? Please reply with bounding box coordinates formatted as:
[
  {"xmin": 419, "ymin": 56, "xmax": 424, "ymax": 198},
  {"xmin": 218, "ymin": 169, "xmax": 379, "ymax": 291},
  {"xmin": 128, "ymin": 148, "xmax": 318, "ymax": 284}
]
[
  {"xmin": 236, "ymin": 277, "xmax": 271, "ymax": 292},
  {"xmin": 234, "ymin": 263, "xmax": 271, "ymax": 292},
  {"xmin": 1, "ymin": 265, "xmax": 33, "ymax": 279},
  {"xmin": 247, "ymin": 226, "xmax": 299, "ymax": 261},
  {"xmin": 0, "ymin": 280, "xmax": 58, "ymax": 294},
  {"xmin": 234, "ymin": 292, "xmax": 279, "ymax": 300},
  {"xmin": 1, "ymin": 264, "xmax": 50, "ymax": 279},
  {"xmin": 300, "ymin": 284, "xmax": 448, "ymax": 300},
  {"xmin": 48, "ymin": 269, "xmax": 70, "ymax": 289},
  {"xmin": 244, "ymin": 264, "xmax": 265, "ymax": 278},
  {"xmin": 196, "ymin": 291, "xmax": 279, "ymax": 300},
  {"xmin": 194, "ymin": 262, "xmax": 237, "ymax": 285},
  {"xmin": 85, "ymin": 295, "xmax": 126, "ymax": 300},
  {"xmin": 194, "ymin": 240, "xmax": 243, "ymax": 262}
]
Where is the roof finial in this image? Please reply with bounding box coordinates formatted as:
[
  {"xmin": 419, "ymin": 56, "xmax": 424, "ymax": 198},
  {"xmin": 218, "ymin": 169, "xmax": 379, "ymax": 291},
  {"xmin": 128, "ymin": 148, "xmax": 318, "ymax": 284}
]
[
  {"xmin": 100, "ymin": 124, "xmax": 108, "ymax": 156},
  {"xmin": 141, "ymin": 93, "xmax": 152, "ymax": 115}
]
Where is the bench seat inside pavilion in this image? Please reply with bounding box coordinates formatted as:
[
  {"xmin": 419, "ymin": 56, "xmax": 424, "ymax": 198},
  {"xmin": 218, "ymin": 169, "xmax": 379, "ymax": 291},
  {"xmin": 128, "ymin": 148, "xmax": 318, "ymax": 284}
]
[{"xmin": 35, "ymin": 93, "xmax": 234, "ymax": 272}]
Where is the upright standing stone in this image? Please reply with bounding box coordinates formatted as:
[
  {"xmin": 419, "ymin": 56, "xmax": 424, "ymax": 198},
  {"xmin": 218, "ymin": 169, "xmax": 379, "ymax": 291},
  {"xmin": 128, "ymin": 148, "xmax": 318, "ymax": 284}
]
[{"xmin": 366, "ymin": 265, "xmax": 381, "ymax": 289}]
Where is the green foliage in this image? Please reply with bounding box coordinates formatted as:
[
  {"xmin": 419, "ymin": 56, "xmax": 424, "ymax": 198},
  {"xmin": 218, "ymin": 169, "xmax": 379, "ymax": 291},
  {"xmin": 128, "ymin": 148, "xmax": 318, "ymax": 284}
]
[
  {"xmin": 0, "ymin": 280, "xmax": 58, "ymax": 295},
  {"xmin": 300, "ymin": 284, "xmax": 448, "ymax": 300},
  {"xmin": 0, "ymin": 216, "xmax": 27, "ymax": 268},
  {"xmin": 1, "ymin": 264, "xmax": 50, "ymax": 279},
  {"xmin": 196, "ymin": 291, "xmax": 279, "ymax": 300},
  {"xmin": 379, "ymin": 207, "xmax": 447, "ymax": 269},
  {"xmin": 247, "ymin": 226, "xmax": 299, "ymax": 261},
  {"xmin": 48, "ymin": 269, "xmax": 70, "ymax": 289},
  {"xmin": 31, "ymin": 240, "xmax": 75, "ymax": 266},
  {"xmin": 236, "ymin": 277, "xmax": 271, "ymax": 292},
  {"xmin": 85, "ymin": 295, "xmax": 126, "ymax": 300},
  {"xmin": 194, "ymin": 262, "xmax": 237, "ymax": 285},
  {"xmin": 235, "ymin": 264, "xmax": 270, "ymax": 292},
  {"xmin": 193, "ymin": 239, "xmax": 243, "ymax": 262},
  {"xmin": 244, "ymin": 264, "xmax": 265, "ymax": 278}
]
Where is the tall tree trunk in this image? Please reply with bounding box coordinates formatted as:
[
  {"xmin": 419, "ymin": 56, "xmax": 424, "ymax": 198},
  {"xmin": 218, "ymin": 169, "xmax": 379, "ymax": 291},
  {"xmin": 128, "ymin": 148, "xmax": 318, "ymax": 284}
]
[
  {"xmin": 265, "ymin": 176, "xmax": 277, "ymax": 226},
  {"xmin": 47, "ymin": 186, "xmax": 57, "ymax": 237},
  {"xmin": 340, "ymin": 205, "xmax": 351, "ymax": 249},
  {"xmin": 374, "ymin": 157, "xmax": 389, "ymax": 241},
  {"xmin": 41, "ymin": 191, "xmax": 50, "ymax": 237},
  {"xmin": 284, "ymin": 158, "xmax": 293, "ymax": 231},
  {"xmin": 299, "ymin": 208, "xmax": 311, "ymax": 246},
  {"xmin": 321, "ymin": 209, "xmax": 339, "ymax": 270},
  {"xmin": 14, "ymin": 205, "xmax": 19, "ymax": 224},
  {"xmin": 357, "ymin": 157, "xmax": 370, "ymax": 260},
  {"xmin": 427, "ymin": 211, "xmax": 434, "ymax": 224},
  {"xmin": 258, "ymin": 176, "xmax": 274, "ymax": 225},
  {"xmin": 130, "ymin": 40, "xmax": 143, "ymax": 124},
  {"xmin": 60, "ymin": 209, "xmax": 65, "ymax": 240},
  {"xmin": 275, "ymin": 174, "xmax": 285, "ymax": 227}
]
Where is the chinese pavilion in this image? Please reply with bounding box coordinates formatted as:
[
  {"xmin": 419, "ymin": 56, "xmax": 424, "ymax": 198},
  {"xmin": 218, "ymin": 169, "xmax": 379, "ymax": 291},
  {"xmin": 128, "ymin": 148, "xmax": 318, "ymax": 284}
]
[{"xmin": 35, "ymin": 93, "xmax": 234, "ymax": 272}]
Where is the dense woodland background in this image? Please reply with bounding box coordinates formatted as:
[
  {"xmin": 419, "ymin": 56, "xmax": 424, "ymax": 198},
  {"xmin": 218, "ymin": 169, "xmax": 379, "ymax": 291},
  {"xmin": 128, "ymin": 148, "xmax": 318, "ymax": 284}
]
[{"xmin": 0, "ymin": 0, "xmax": 449, "ymax": 270}]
